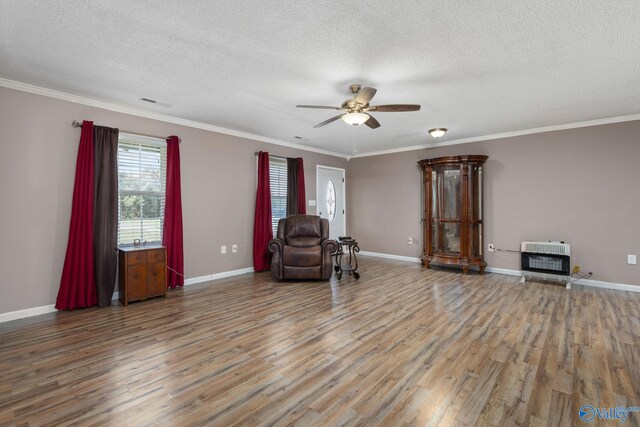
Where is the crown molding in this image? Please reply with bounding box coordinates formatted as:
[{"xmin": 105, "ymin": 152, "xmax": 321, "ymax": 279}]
[
  {"xmin": 0, "ymin": 77, "xmax": 348, "ymax": 159},
  {"xmin": 4, "ymin": 77, "xmax": 640, "ymax": 160},
  {"xmin": 350, "ymin": 112, "xmax": 640, "ymax": 158}
]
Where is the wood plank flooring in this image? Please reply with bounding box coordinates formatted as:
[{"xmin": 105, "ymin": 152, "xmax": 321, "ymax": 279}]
[{"xmin": 1, "ymin": 256, "xmax": 639, "ymax": 426}]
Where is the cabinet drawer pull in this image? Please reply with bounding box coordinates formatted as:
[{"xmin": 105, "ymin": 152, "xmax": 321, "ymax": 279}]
[{"xmin": 153, "ymin": 272, "xmax": 158, "ymax": 277}]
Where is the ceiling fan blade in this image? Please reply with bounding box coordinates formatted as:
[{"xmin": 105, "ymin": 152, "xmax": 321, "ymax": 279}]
[
  {"xmin": 296, "ymin": 105, "xmax": 342, "ymax": 110},
  {"xmin": 313, "ymin": 114, "xmax": 345, "ymax": 128},
  {"xmin": 368, "ymin": 104, "xmax": 421, "ymax": 112},
  {"xmin": 355, "ymin": 87, "xmax": 377, "ymax": 105},
  {"xmin": 365, "ymin": 115, "xmax": 381, "ymax": 129}
]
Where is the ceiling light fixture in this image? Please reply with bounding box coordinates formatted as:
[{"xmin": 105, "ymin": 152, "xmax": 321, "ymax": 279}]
[
  {"xmin": 428, "ymin": 128, "xmax": 447, "ymax": 138},
  {"xmin": 342, "ymin": 112, "xmax": 370, "ymax": 126}
]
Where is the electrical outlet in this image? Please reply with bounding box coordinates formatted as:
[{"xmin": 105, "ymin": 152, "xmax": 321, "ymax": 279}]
[
  {"xmin": 308, "ymin": 200, "xmax": 316, "ymax": 206},
  {"xmin": 232, "ymin": 244, "xmax": 238, "ymax": 253},
  {"xmin": 628, "ymin": 254, "xmax": 637, "ymax": 265},
  {"xmin": 488, "ymin": 244, "xmax": 495, "ymax": 252},
  {"xmin": 408, "ymin": 237, "xmax": 413, "ymax": 245},
  {"xmin": 221, "ymin": 245, "xmax": 226, "ymax": 254}
]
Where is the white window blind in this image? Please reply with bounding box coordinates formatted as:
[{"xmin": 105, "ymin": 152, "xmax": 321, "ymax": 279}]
[
  {"xmin": 269, "ymin": 157, "xmax": 287, "ymax": 235},
  {"xmin": 117, "ymin": 137, "xmax": 167, "ymax": 246}
]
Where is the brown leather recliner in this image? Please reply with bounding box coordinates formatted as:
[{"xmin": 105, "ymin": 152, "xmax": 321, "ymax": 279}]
[{"xmin": 268, "ymin": 215, "xmax": 337, "ymax": 280}]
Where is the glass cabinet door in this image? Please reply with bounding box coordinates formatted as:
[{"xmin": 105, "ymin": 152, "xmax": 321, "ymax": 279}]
[
  {"xmin": 432, "ymin": 165, "xmax": 461, "ymax": 255},
  {"xmin": 442, "ymin": 167, "xmax": 460, "ymax": 219},
  {"xmin": 469, "ymin": 164, "xmax": 482, "ymax": 221},
  {"xmin": 469, "ymin": 164, "xmax": 483, "ymax": 258}
]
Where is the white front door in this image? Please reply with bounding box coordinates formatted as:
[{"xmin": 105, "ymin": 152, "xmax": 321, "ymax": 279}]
[{"xmin": 316, "ymin": 165, "xmax": 345, "ymax": 241}]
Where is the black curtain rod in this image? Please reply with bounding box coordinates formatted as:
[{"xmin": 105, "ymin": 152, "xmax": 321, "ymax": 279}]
[
  {"xmin": 255, "ymin": 152, "xmax": 287, "ymax": 160},
  {"xmin": 72, "ymin": 120, "xmax": 181, "ymax": 143}
]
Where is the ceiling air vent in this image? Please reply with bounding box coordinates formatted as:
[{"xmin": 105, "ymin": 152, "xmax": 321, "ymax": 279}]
[
  {"xmin": 293, "ymin": 136, "xmax": 310, "ymax": 141},
  {"xmin": 140, "ymin": 97, "xmax": 157, "ymax": 104}
]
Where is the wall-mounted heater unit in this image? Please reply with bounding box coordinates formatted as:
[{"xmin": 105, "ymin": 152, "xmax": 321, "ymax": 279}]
[{"xmin": 521, "ymin": 241, "xmax": 572, "ymax": 289}]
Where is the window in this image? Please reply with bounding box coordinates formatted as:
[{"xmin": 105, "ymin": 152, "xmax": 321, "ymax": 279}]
[
  {"xmin": 117, "ymin": 135, "xmax": 167, "ymax": 246},
  {"xmin": 269, "ymin": 157, "xmax": 287, "ymax": 235}
]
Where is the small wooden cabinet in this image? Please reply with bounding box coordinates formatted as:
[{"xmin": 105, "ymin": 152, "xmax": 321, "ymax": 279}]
[
  {"xmin": 418, "ymin": 155, "xmax": 488, "ymax": 274},
  {"xmin": 118, "ymin": 246, "xmax": 167, "ymax": 306}
]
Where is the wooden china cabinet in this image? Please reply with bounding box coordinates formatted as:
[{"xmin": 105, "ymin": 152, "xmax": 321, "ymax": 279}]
[{"xmin": 418, "ymin": 155, "xmax": 488, "ymax": 274}]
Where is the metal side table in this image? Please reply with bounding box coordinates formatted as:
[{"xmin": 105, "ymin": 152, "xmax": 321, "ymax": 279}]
[{"xmin": 334, "ymin": 238, "xmax": 360, "ymax": 280}]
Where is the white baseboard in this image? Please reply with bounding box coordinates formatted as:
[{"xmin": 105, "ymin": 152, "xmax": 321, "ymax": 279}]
[
  {"xmin": 0, "ymin": 304, "xmax": 57, "ymax": 324},
  {"xmin": 183, "ymin": 267, "xmax": 254, "ymax": 286},
  {"xmin": 571, "ymin": 278, "xmax": 640, "ymax": 293},
  {"xmin": 358, "ymin": 251, "xmax": 421, "ymax": 263},
  {"xmin": 485, "ymin": 267, "xmax": 640, "ymax": 292},
  {"xmin": 0, "ymin": 267, "xmax": 255, "ymax": 324},
  {"xmin": 3, "ymin": 261, "xmax": 637, "ymax": 324},
  {"xmin": 484, "ymin": 267, "xmax": 522, "ymax": 276},
  {"xmin": 359, "ymin": 252, "xmax": 640, "ymax": 293}
]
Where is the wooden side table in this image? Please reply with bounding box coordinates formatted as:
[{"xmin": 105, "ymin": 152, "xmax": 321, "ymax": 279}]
[
  {"xmin": 334, "ymin": 238, "xmax": 360, "ymax": 280},
  {"xmin": 118, "ymin": 245, "xmax": 167, "ymax": 306}
]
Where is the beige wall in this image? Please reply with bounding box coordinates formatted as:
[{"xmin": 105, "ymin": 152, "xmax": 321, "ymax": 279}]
[
  {"xmin": 0, "ymin": 87, "xmax": 347, "ymax": 314},
  {"xmin": 347, "ymin": 121, "xmax": 640, "ymax": 287},
  {"xmin": 2, "ymin": 84, "xmax": 638, "ymax": 315}
]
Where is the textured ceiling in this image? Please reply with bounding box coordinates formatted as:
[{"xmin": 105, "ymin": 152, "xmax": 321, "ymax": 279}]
[{"xmin": 2, "ymin": 0, "xmax": 640, "ymax": 156}]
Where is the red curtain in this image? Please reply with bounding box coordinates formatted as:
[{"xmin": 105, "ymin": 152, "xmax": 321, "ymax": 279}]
[
  {"xmin": 163, "ymin": 136, "xmax": 184, "ymax": 288},
  {"xmin": 253, "ymin": 152, "xmax": 273, "ymax": 271},
  {"xmin": 296, "ymin": 158, "xmax": 306, "ymax": 214},
  {"xmin": 56, "ymin": 121, "xmax": 97, "ymax": 310}
]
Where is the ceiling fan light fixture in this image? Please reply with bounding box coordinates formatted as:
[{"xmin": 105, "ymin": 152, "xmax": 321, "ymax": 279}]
[
  {"xmin": 342, "ymin": 112, "xmax": 370, "ymax": 126},
  {"xmin": 428, "ymin": 128, "xmax": 448, "ymax": 138}
]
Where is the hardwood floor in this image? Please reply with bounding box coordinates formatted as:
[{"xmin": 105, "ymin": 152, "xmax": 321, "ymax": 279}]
[{"xmin": 1, "ymin": 256, "xmax": 639, "ymax": 426}]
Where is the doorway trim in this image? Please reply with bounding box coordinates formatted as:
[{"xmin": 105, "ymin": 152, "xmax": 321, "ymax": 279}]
[{"xmin": 316, "ymin": 165, "xmax": 346, "ymax": 236}]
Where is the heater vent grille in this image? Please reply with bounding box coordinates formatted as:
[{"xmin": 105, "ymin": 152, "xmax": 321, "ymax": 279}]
[{"xmin": 521, "ymin": 241, "xmax": 570, "ymax": 256}]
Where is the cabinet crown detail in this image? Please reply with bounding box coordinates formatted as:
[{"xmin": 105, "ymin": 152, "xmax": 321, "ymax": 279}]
[{"xmin": 418, "ymin": 155, "xmax": 488, "ymax": 168}]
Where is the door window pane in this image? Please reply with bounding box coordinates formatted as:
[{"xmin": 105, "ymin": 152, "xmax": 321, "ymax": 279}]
[{"xmin": 326, "ymin": 180, "xmax": 336, "ymax": 222}]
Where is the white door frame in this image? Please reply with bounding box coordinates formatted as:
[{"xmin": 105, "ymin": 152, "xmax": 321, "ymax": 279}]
[{"xmin": 316, "ymin": 165, "xmax": 346, "ymax": 236}]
